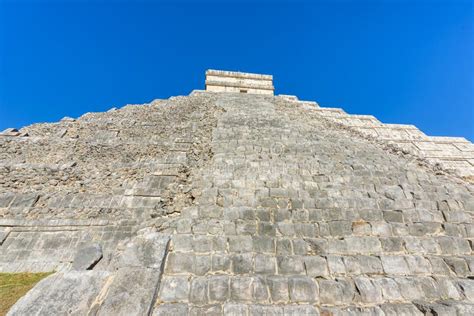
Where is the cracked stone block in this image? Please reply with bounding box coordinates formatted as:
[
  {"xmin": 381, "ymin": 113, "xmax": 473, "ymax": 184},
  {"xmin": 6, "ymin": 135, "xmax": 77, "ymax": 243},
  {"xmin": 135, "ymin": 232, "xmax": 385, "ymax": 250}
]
[
  {"xmin": 252, "ymin": 276, "xmax": 269, "ymax": 301},
  {"xmin": 10, "ymin": 193, "xmax": 40, "ymax": 208},
  {"xmin": 354, "ymin": 276, "xmax": 383, "ymax": 304},
  {"xmin": 374, "ymin": 278, "xmax": 403, "ymax": 301},
  {"xmin": 71, "ymin": 243, "xmax": 103, "ymax": 271}
]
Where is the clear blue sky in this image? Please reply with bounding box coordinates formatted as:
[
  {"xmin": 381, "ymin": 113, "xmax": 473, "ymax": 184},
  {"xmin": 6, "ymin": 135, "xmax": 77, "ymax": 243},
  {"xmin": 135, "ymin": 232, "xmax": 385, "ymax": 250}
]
[{"xmin": 1, "ymin": 0, "xmax": 473, "ymax": 140}]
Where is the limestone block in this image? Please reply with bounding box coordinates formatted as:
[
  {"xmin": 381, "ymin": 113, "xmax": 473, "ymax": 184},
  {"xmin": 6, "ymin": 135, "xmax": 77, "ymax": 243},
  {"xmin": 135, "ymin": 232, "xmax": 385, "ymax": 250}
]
[
  {"xmin": 230, "ymin": 277, "xmax": 253, "ymax": 302},
  {"xmin": 165, "ymin": 252, "xmax": 195, "ymax": 274},
  {"xmin": 318, "ymin": 279, "xmax": 354, "ymax": 305},
  {"xmin": 303, "ymin": 256, "xmax": 328, "ymax": 277},
  {"xmin": 354, "ymin": 276, "xmax": 383, "ymax": 303},
  {"xmin": 152, "ymin": 303, "xmax": 188, "ymax": 316},
  {"xmin": 158, "ymin": 276, "xmax": 190, "ymax": 302},
  {"xmin": 111, "ymin": 233, "xmax": 170, "ymax": 269},
  {"xmin": 288, "ymin": 276, "xmax": 318, "ymax": 303},
  {"xmin": 267, "ymin": 276, "xmax": 289, "ymax": 302},
  {"xmin": 10, "ymin": 193, "xmax": 39, "ymax": 208},
  {"xmin": 189, "ymin": 276, "xmax": 208, "ymax": 304},
  {"xmin": 208, "ymin": 276, "xmax": 229, "ymax": 302},
  {"xmin": 223, "ymin": 303, "xmax": 248, "ymax": 315},
  {"xmin": 248, "ymin": 305, "xmax": 283, "ymax": 315},
  {"xmin": 0, "ymin": 193, "xmax": 14, "ymax": 208},
  {"xmin": 96, "ymin": 268, "xmax": 161, "ymax": 315},
  {"xmin": 379, "ymin": 303, "xmax": 423, "ymax": 315},
  {"xmin": 283, "ymin": 305, "xmax": 319, "ymax": 316},
  {"xmin": 71, "ymin": 243, "xmax": 103, "ymax": 270},
  {"xmin": 7, "ymin": 271, "xmax": 110, "ymax": 315},
  {"xmin": 381, "ymin": 256, "xmax": 410, "ymax": 275}
]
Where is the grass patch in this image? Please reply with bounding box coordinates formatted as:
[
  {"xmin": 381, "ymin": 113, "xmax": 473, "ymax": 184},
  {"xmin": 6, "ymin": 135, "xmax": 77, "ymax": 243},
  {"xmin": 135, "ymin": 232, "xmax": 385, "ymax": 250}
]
[{"xmin": 0, "ymin": 272, "xmax": 53, "ymax": 315}]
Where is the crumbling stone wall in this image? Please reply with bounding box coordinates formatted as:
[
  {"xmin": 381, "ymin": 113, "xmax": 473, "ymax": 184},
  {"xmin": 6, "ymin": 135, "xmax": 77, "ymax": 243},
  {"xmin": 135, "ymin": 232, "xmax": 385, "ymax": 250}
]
[{"xmin": 0, "ymin": 94, "xmax": 219, "ymax": 274}]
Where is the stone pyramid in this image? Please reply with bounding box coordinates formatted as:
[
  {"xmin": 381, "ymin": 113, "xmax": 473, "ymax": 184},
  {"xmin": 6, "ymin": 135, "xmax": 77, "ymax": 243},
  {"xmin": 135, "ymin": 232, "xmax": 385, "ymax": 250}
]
[{"xmin": 1, "ymin": 70, "xmax": 474, "ymax": 315}]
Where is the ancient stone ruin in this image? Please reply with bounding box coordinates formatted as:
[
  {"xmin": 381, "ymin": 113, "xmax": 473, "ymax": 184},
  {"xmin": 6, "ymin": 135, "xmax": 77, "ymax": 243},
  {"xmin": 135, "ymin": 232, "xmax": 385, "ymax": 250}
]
[
  {"xmin": 205, "ymin": 70, "xmax": 274, "ymax": 95},
  {"xmin": 1, "ymin": 70, "xmax": 473, "ymax": 315}
]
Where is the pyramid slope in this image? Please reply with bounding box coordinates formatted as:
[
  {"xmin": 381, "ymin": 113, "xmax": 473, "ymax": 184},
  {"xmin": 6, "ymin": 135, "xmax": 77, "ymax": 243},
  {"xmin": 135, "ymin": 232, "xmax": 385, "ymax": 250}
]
[{"xmin": 1, "ymin": 92, "xmax": 473, "ymax": 315}]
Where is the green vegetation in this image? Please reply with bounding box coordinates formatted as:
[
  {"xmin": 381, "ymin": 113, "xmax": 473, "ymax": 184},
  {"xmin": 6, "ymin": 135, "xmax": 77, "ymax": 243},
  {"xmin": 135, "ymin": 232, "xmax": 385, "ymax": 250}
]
[{"xmin": 0, "ymin": 272, "xmax": 53, "ymax": 315}]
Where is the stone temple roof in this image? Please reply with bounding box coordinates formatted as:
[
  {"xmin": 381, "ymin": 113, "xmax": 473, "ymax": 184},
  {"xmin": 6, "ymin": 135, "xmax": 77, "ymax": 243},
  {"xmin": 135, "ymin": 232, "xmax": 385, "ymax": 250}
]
[{"xmin": 1, "ymin": 71, "xmax": 474, "ymax": 315}]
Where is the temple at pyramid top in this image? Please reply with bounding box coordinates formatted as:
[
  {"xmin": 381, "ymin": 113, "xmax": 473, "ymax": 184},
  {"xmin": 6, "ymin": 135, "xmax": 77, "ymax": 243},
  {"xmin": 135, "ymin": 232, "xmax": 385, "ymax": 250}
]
[{"xmin": 205, "ymin": 69, "xmax": 275, "ymax": 95}]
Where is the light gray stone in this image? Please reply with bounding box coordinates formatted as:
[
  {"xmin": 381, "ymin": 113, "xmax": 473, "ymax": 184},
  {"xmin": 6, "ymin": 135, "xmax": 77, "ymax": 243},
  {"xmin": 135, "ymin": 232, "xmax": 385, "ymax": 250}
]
[
  {"xmin": 209, "ymin": 276, "xmax": 229, "ymax": 302},
  {"xmin": 96, "ymin": 268, "xmax": 160, "ymax": 315},
  {"xmin": 354, "ymin": 276, "xmax": 382, "ymax": 303},
  {"xmin": 159, "ymin": 276, "xmax": 190, "ymax": 302},
  {"xmin": 71, "ymin": 243, "xmax": 103, "ymax": 271},
  {"xmin": 152, "ymin": 303, "xmax": 188, "ymax": 316},
  {"xmin": 318, "ymin": 279, "xmax": 354, "ymax": 305},
  {"xmin": 113, "ymin": 233, "xmax": 170, "ymax": 269},
  {"xmin": 288, "ymin": 276, "xmax": 318, "ymax": 303},
  {"xmin": 8, "ymin": 271, "xmax": 110, "ymax": 315}
]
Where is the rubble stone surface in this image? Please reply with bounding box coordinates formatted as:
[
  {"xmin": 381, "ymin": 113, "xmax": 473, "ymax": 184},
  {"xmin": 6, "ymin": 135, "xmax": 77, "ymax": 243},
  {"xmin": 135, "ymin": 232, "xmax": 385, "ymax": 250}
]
[{"xmin": 2, "ymin": 89, "xmax": 473, "ymax": 315}]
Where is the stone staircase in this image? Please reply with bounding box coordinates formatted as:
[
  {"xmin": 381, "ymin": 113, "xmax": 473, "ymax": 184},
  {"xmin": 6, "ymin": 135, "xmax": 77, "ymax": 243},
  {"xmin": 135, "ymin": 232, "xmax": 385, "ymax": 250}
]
[{"xmin": 2, "ymin": 92, "xmax": 473, "ymax": 315}]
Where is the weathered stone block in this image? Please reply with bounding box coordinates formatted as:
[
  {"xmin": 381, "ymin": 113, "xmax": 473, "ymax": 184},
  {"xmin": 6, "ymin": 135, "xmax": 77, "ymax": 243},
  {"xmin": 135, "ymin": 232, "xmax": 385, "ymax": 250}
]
[
  {"xmin": 303, "ymin": 256, "xmax": 328, "ymax": 277},
  {"xmin": 232, "ymin": 253, "xmax": 253, "ymax": 274},
  {"xmin": 254, "ymin": 254, "xmax": 276, "ymax": 274},
  {"xmin": 209, "ymin": 276, "xmax": 229, "ymax": 302},
  {"xmin": 189, "ymin": 277, "xmax": 208, "ymax": 303},
  {"xmin": 228, "ymin": 236, "xmax": 253, "ymax": 252},
  {"xmin": 277, "ymin": 256, "xmax": 305, "ymax": 275},
  {"xmin": 159, "ymin": 276, "xmax": 190, "ymax": 302},
  {"xmin": 8, "ymin": 271, "xmax": 110, "ymax": 315},
  {"xmin": 165, "ymin": 252, "xmax": 194, "ymax": 274},
  {"xmin": 230, "ymin": 277, "xmax": 253, "ymax": 301},
  {"xmin": 318, "ymin": 278, "xmax": 354, "ymax": 305},
  {"xmin": 288, "ymin": 276, "xmax": 318, "ymax": 303},
  {"xmin": 354, "ymin": 276, "xmax": 382, "ymax": 303},
  {"xmin": 152, "ymin": 303, "xmax": 188, "ymax": 316},
  {"xmin": 96, "ymin": 268, "xmax": 160, "ymax": 315},
  {"xmin": 71, "ymin": 243, "xmax": 102, "ymax": 271},
  {"xmin": 381, "ymin": 255, "xmax": 409, "ymax": 275}
]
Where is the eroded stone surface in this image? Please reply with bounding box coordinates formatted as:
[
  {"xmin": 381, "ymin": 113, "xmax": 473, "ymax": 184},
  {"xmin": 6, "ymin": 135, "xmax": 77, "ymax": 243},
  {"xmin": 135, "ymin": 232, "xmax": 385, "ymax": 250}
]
[
  {"xmin": 71, "ymin": 243, "xmax": 103, "ymax": 270},
  {"xmin": 7, "ymin": 271, "xmax": 110, "ymax": 315},
  {"xmin": 2, "ymin": 90, "xmax": 474, "ymax": 314}
]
